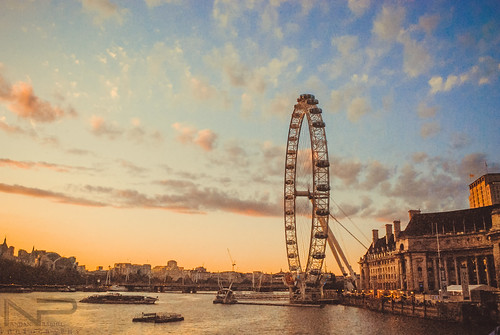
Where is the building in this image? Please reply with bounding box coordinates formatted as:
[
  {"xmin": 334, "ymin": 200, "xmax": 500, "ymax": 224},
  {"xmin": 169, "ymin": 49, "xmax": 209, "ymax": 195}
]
[
  {"xmin": 0, "ymin": 238, "xmax": 15, "ymax": 260},
  {"xmin": 359, "ymin": 204, "xmax": 500, "ymax": 293},
  {"xmin": 469, "ymin": 173, "xmax": 500, "ymax": 208},
  {"xmin": 0, "ymin": 238, "xmax": 78, "ymax": 271},
  {"xmin": 152, "ymin": 260, "xmax": 185, "ymax": 282},
  {"xmin": 112, "ymin": 263, "xmax": 152, "ymax": 277}
]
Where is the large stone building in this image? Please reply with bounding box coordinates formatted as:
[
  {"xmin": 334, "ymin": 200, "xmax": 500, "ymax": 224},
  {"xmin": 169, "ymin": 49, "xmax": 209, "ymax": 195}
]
[
  {"xmin": 359, "ymin": 204, "xmax": 500, "ymax": 293},
  {"xmin": 469, "ymin": 173, "xmax": 500, "ymax": 208}
]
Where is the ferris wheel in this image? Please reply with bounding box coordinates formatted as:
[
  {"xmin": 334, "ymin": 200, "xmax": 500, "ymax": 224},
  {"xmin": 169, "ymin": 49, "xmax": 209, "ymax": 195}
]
[{"xmin": 284, "ymin": 94, "xmax": 330, "ymax": 280}]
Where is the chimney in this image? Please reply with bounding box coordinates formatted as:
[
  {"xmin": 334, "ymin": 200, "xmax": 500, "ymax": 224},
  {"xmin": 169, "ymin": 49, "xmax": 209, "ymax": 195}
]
[
  {"xmin": 393, "ymin": 220, "xmax": 401, "ymax": 240},
  {"xmin": 408, "ymin": 209, "xmax": 421, "ymax": 221},
  {"xmin": 372, "ymin": 229, "xmax": 379, "ymax": 247},
  {"xmin": 385, "ymin": 224, "xmax": 393, "ymax": 245}
]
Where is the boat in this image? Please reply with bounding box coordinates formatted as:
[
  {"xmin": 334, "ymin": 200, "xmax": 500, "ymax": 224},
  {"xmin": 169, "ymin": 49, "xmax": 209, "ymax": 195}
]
[
  {"xmin": 132, "ymin": 312, "xmax": 184, "ymax": 323},
  {"xmin": 108, "ymin": 285, "xmax": 127, "ymax": 292},
  {"xmin": 213, "ymin": 288, "xmax": 237, "ymax": 304},
  {"xmin": 80, "ymin": 293, "xmax": 158, "ymax": 304}
]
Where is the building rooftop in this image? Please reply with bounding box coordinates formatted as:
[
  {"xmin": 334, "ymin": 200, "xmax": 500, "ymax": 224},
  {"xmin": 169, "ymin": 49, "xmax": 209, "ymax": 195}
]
[{"xmin": 400, "ymin": 204, "xmax": 500, "ymax": 238}]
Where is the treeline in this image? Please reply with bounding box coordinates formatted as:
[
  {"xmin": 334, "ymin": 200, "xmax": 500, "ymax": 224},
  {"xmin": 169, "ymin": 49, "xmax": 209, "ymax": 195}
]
[{"xmin": 0, "ymin": 258, "xmax": 85, "ymax": 285}]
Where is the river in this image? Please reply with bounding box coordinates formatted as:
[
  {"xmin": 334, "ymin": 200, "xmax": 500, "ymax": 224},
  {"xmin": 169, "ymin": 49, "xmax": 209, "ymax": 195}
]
[{"xmin": 0, "ymin": 291, "xmax": 495, "ymax": 334}]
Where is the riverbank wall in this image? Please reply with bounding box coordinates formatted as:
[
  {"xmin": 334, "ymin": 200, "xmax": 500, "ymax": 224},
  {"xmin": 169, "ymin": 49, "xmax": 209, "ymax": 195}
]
[{"xmin": 340, "ymin": 295, "xmax": 497, "ymax": 325}]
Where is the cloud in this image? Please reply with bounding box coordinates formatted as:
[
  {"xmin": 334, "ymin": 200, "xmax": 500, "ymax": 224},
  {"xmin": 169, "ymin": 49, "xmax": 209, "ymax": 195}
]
[
  {"xmin": 361, "ymin": 160, "xmax": 391, "ymax": 190},
  {"xmin": 240, "ymin": 93, "xmax": 255, "ymax": 117},
  {"xmin": 383, "ymin": 164, "xmax": 461, "ymax": 210},
  {"xmin": 81, "ymin": 183, "xmax": 281, "ymax": 216},
  {"xmin": 90, "ymin": 115, "xmax": 123, "ymax": 139},
  {"xmin": 398, "ymin": 33, "xmax": 432, "ymax": 77},
  {"xmin": 348, "ymin": 0, "xmax": 370, "ymax": 17},
  {"xmin": 331, "ymin": 156, "xmax": 362, "ymax": 186},
  {"xmin": 458, "ymin": 153, "xmax": 490, "ymax": 178},
  {"xmin": 376, "ymin": 153, "xmax": 499, "ymax": 215},
  {"xmin": 194, "ymin": 129, "xmax": 217, "ymax": 151},
  {"xmin": 0, "ymin": 74, "xmax": 75, "ymax": 123},
  {"xmin": 372, "ymin": 6, "xmax": 405, "ymax": 41},
  {"xmin": 116, "ymin": 159, "xmax": 148, "ymax": 175},
  {"xmin": 333, "ymin": 35, "xmax": 359, "ymax": 57},
  {"xmin": 80, "ymin": 0, "xmax": 127, "ymax": 25},
  {"xmin": 420, "ymin": 121, "xmax": 440, "ymax": 138},
  {"xmin": 0, "ymin": 172, "xmax": 281, "ymax": 216},
  {"xmin": 0, "ymin": 183, "xmax": 105, "ymax": 207},
  {"xmin": 204, "ymin": 43, "xmax": 297, "ymax": 96},
  {"xmin": 428, "ymin": 56, "xmax": 500, "ymax": 94},
  {"xmin": 329, "ymin": 85, "xmax": 373, "ymax": 122},
  {"xmin": 0, "ymin": 158, "xmax": 81, "ymax": 173},
  {"xmin": 212, "ymin": 0, "xmax": 252, "ymax": 36},
  {"xmin": 428, "ymin": 74, "xmax": 467, "ymax": 94},
  {"xmin": 418, "ymin": 14, "xmax": 440, "ymax": 35},
  {"xmin": 265, "ymin": 92, "xmax": 297, "ymax": 118},
  {"xmin": 412, "ymin": 152, "xmax": 428, "ymax": 164},
  {"xmin": 417, "ymin": 102, "xmax": 438, "ymax": 118},
  {"xmin": 172, "ymin": 123, "xmax": 218, "ymax": 151},
  {"xmin": 0, "ymin": 118, "xmax": 33, "ymax": 136},
  {"xmin": 320, "ymin": 35, "xmax": 363, "ymax": 80},
  {"xmin": 347, "ymin": 96, "xmax": 371, "ymax": 122},
  {"xmin": 189, "ymin": 77, "xmax": 218, "ymax": 100},
  {"xmin": 450, "ymin": 132, "xmax": 470, "ymax": 150},
  {"xmin": 144, "ymin": 0, "xmax": 180, "ymax": 7}
]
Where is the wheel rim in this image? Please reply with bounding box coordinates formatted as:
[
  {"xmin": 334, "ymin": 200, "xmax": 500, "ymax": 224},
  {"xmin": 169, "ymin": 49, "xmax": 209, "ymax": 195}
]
[{"xmin": 284, "ymin": 94, "xmax": 330, "ymax": 280}]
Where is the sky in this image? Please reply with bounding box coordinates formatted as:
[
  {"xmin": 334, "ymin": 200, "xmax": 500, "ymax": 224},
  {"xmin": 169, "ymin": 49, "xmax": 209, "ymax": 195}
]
[{"xmin": 0, "ymin": 0, "xmax": 499, "ymax": 274}]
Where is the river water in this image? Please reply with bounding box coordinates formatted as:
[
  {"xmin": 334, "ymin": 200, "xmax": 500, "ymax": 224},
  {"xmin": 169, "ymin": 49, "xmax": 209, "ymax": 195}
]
[{"xmin": 0, "ymin": 291, "xmax": 495, "ymax": 334}]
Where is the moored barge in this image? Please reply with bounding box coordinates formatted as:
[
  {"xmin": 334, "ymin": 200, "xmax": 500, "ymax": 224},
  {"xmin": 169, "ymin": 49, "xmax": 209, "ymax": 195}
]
[{"xmin": 80, "ymin": 293, "xmax": 158, "ymax": 304}]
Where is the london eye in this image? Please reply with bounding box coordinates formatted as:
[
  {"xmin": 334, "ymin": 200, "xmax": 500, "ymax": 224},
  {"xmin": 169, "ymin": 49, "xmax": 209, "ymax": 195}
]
[{"xmin": 284, "ymin": 94, "xmax": 330, "ymax": 296}]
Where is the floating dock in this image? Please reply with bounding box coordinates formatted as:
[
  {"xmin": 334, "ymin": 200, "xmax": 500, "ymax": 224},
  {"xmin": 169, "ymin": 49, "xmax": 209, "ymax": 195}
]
[{"xmin": 235, "ymin": 301, "xmax": 324, "ymax": 308}]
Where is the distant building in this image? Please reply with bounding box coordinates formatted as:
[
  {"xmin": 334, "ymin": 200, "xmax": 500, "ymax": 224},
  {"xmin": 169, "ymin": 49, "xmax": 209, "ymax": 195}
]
[
  {"xmin": 112, "ymin": 263, "xmax": 151, "ymax": 277},
  {"xmin": 17, "ymin": 247, "xmax": 37, "ymax": 266},
  {"xmin": 0, "ymin": 239, "xmax": 77, "ymax": 271},
  {"xmin": 37, "ymin": 252, "xmax": 78, "ymax": 271},
  {"xmin": 359, "ymin": 205, "xmax": 500, "ymax": 293},
  {"xmin": 469, "ymin": 173, "xmax": 500, "ymax": 208},
  {"xmin": 152, "ymin": 260, "xmax": 185, "ymax": 282},
  {"xmin": 0, "ymin": 238, "xmax": 15, "ymax": 260}
]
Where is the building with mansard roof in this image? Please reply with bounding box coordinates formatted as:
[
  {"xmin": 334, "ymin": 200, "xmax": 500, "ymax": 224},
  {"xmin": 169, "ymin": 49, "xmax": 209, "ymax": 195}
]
[{"xmin": 359, "ymin": 204, "xmax": 500, "ymax": 293}]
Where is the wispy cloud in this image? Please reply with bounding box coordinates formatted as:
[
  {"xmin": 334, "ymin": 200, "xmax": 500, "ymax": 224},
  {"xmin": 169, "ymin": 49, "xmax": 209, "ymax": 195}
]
[
  {"xmin": 348, "ymin": 0, "xmax": 371, "ymax": 17},
  {"xmin": 0, "ymin": 183, "xmax": 106, "ymax": 207},
  {"xmin": 0, "ymin": 73, "xmax": 76, "ymax": 123},
  {"xmin": 0, "ymin": 179, "xmax": 280, "ymax": 217},
  {"xmin": 420, "ymin": 121, "xmax": 441, "ymax": 139},
  {"xmin": 372, "ymin": 6, "xmax": 405, "ymax": 42},
  {"xmin": 0, "ymin": 158, "xmax": 95, "ymax": 174},
  {"xmin": 80, "ymin": 0, "xmax": 128, "ymax": 26},
  {"xmin": 90, "ymin": 115, "xmax": 123, "ymax": 139},
  {"xmin": 429, "ymin": 56, "xmax": 500, "ymax": 94},
  {"xmin": 172, "ymin": 123, "xmax": 217, "ymax": 151}
]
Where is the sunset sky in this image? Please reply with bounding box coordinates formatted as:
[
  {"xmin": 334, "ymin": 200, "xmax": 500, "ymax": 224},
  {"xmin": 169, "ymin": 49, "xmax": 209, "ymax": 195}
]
[{"xmin": 0, "ymin": 0, "xmax": 499, "ymax": 274}]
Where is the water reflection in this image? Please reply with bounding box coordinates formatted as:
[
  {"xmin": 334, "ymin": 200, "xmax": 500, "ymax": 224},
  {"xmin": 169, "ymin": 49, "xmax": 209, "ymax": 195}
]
[{"xmin": 0, "ymin": 292, "xmax": 494, "ymax": 334}]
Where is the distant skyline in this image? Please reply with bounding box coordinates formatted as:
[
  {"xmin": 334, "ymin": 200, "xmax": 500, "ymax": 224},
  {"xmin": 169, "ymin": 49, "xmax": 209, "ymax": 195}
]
[{"xmin": 0, "ymin": 0, "xmax": 499, "ymax": 273}]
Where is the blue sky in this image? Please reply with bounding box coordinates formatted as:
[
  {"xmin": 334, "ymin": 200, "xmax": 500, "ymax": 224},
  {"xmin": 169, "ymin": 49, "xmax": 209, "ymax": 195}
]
[{"xmin": 0, "ymin": 0, "xmax": 499, "ymax": 273}]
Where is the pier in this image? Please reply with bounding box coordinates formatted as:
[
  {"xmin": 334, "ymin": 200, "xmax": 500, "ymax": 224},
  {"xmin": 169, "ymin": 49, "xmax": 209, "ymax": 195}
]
[{"xmin": 235, "ymin": 301, "xmax": 324, "ymax": 308}]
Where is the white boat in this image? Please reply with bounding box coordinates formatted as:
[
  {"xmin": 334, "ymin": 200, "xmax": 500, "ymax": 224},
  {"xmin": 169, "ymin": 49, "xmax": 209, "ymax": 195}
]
[{"xmin": 108, "ymin": 285, "xmax": 127, "ymax": 292}]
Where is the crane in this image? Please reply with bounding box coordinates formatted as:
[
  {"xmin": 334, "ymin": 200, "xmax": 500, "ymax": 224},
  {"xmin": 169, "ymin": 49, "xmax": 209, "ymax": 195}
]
[{"xmin": 227, "ymin": 248, "xmax": 236, "ymax": 272}]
